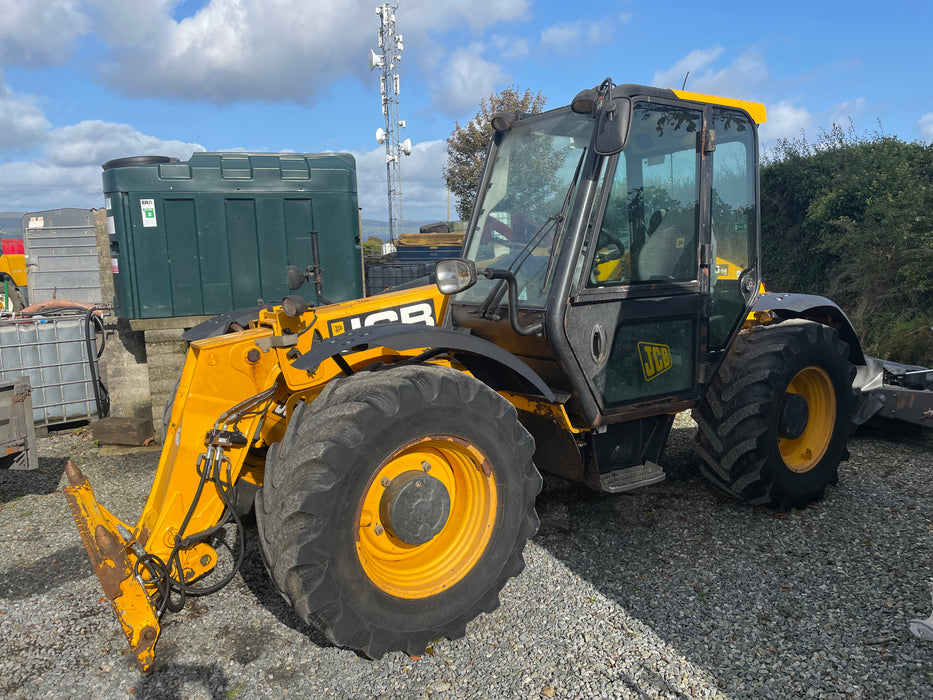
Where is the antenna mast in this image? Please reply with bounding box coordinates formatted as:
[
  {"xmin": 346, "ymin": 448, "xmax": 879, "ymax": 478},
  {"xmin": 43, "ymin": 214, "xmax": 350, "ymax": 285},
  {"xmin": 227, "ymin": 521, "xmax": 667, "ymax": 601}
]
[{"xmin": 370, "ymin": 3, "xmax": 411, "ymax": 245}]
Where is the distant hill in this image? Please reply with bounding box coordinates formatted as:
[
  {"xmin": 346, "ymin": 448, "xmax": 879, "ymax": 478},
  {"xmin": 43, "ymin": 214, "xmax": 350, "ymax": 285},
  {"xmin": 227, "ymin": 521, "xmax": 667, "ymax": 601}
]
[{"xmin": 0, "ymin": 212, "xmax": 24, "ymax": 238}]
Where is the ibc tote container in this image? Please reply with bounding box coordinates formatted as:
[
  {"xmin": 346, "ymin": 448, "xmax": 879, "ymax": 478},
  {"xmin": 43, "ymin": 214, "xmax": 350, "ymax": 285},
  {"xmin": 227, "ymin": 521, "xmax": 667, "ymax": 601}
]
[
  {"xmin": 0, "ymin": 314, "xmax": 103, "ymax": 426},
  {"xmin": 102, "ymin": 153, "xmax": 363, "ymax": 319}
]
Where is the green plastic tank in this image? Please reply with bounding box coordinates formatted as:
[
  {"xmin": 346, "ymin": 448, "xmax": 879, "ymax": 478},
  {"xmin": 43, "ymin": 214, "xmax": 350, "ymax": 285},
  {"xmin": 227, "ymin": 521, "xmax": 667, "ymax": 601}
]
[{"xmin": 102, "ymin": 153, "xmax": 363, "ymax": 319}]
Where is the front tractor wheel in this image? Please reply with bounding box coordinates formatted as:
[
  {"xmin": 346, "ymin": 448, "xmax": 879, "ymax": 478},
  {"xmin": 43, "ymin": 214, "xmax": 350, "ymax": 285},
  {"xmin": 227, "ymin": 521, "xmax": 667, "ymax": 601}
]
[
  {"xmin": 255, "ymin": 365, "xmax": 541, "ymax": 658},
  {"xmin": 693, "ymin": 320, "xmax": 855, "ymax": 510}
]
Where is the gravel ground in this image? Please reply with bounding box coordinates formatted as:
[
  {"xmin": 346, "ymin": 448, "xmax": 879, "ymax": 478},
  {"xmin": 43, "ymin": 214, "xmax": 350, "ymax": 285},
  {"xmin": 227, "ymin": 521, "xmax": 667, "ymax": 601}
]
[{"xmin": 1, "ymin": 416, "xmax": 931, "ymax": 699}]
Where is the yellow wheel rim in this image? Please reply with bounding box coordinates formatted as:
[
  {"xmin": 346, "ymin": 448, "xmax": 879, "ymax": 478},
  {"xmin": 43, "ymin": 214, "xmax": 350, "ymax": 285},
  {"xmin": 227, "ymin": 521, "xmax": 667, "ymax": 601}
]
[
  {"xmin": 779, "ymin": 366, "xmax": 836, "ymax": 473},
  {"xmin": 356, "ymin": 436, "xmax": 497, "ymax": 599}
]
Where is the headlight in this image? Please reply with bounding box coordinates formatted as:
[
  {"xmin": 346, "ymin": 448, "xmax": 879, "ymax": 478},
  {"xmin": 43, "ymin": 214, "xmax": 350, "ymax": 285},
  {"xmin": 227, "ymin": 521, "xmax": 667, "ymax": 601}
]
[{"xmin": 435, "ymin": 258, "xmax": 477, "ymax": 295}]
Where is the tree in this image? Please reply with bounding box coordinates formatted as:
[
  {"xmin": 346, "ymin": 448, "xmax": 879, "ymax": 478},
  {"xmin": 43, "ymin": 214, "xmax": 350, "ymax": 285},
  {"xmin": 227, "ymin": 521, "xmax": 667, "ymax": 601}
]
[
  {"xmin": 442, "ymin": 86, "xmax": 547, "ymax": 221},
  {"xmin": 361, "ymin": 236, "xmax": 384, "ymax": 258}
]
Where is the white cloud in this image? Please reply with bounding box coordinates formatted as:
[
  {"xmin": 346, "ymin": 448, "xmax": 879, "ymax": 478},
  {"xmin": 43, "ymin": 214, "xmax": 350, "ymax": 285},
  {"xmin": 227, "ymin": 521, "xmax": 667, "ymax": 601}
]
[
  {"xmin": 653, "ymin": 47, "xmax": 767, "ymax": 97},
  {"xmin": 759, "ymin": 100, "xmax": 812, "ymax": 145},
  {"xmin": 918, "ymin": 113, "xmax": 933, "ymax": 142},
  {"xmin": 434, "ymin": 47, "xmax": 509, "ymax": 114},
  {"xmin": 88, "ymin": 0, "xmax": 176, "ymax": 48},
  {"xmin": 653, "ymin": 47, "xmax": 725, "ymax": 90},
  {"xmin": 489, "ymin": 34, "xmax": 531, "ymax": 61},
  {"xmin": 0, "ymin": 0, "xmax": 527, "ymax": 215},
  {"xmin": 0, "ymin": 73, "xmax": 204, "ymax": 210},
  {"xmin": 0, "ymin": 78, "xmax": 51, "ymax": 151},
  {"xmin": 354, "ymin": 139, "xmax": 449, "ymax": 222},
  {"xmin": 540, "ymin": 20, "xmax": 609, "ymax": 55},
  {"xmin": 0, "ymin": 0, "xmax": 92, "ymax": 67},
  {"xmin": 655, "ymin": 51, "xmax": 878, "ymax": 152},
  {"xmin": 86, "ymin": 0, "xmax": 528, "ymax": 106},
  {"xmin": 0, "ymin": 160, "xmax": 106, "ymax": 210},
  {"xmin": 401, "ymin": 0, "xmax": 528, "ymax": 33},
  {"xmin": 828, "ymin": 98, "xmax": 867, "ymax": 128},
  {"xmin": 46, "ymin": 120, "xmax": 204, "ymax": 166}
]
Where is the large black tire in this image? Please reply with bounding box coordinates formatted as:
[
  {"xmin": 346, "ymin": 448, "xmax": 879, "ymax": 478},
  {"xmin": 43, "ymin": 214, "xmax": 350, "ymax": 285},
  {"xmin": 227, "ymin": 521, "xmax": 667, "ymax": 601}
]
[
  {"xmin": 692, "ymin": 319, "xmax": 855, "ymax": 510},
  {"xmin": 255, "ymin": 364, "xmax": 541, "ymax": 658}
]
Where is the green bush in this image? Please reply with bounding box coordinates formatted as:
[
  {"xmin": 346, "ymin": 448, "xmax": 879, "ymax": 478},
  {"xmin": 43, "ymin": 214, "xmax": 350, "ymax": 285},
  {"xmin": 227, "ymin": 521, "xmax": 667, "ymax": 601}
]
[{"xmin": 761, "ymin": 126, "xmax": 933, "ymax": 366}]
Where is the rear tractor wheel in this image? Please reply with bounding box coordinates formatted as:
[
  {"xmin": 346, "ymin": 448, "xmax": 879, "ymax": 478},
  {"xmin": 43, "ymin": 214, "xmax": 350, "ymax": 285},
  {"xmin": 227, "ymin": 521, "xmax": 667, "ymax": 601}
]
[
  {"xmin": 693, "ymin": 320, "xmax": 855, "ymax": 510},
  {"xmin": 255, "ymin": 364, "xmax": 541, "ymax": 658}
]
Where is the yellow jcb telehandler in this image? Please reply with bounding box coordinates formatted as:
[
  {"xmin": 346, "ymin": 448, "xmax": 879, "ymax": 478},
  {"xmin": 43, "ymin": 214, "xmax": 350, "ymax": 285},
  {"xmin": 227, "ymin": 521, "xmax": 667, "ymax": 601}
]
[{"xmin": 66, "ymin": 80, "xmax": 873, "ymax": 671}]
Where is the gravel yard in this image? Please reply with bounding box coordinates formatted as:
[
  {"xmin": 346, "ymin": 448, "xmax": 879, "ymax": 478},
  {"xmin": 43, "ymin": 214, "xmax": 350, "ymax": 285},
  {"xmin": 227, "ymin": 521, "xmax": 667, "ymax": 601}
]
[{"xmin": 1, "ymin": 417, "xmax": 931, "ymax": 699}]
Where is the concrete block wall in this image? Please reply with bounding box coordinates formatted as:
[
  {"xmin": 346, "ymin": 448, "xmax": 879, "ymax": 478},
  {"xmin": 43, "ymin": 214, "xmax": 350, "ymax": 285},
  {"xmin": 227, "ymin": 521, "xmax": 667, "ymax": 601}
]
[
  {"xmin": 143, "ymin": 328, "xmax": 188, "ymax": 442},
  {"xmin": 97, "ymin": 318, "xmax": 152, "ymax": 421}
]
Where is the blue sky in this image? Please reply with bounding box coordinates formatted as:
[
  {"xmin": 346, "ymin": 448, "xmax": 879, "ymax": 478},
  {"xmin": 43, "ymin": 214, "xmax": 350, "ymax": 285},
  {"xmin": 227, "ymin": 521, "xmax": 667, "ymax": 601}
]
[{"xmin": 1, "ymin": 0, "xmax": 932, "ymax": 226}]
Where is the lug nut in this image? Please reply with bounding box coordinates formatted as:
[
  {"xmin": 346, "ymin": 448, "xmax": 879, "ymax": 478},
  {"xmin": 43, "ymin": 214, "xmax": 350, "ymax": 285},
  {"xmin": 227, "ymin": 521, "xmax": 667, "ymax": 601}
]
[
  {"xmin": 421, "ymin": 461, "xmax": 431, "ymax": 472},
  {"xmin": 381, "ymin": 477, "xmax": 390, "ymax": 487},
  {"xmin": 374, "ymin": 524, "xmax": 384, "ymax": 535}
]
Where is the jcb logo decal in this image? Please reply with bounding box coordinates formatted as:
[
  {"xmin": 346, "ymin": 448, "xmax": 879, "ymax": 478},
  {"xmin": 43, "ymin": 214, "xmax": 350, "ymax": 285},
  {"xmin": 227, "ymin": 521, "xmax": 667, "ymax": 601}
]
[
  {"xmin": 328, "ymin": 300, "xmax": 436, "ymax": 336},
  {"xmin": 638, "ymin": 342, "xmax": 673, "ymax": 381}
]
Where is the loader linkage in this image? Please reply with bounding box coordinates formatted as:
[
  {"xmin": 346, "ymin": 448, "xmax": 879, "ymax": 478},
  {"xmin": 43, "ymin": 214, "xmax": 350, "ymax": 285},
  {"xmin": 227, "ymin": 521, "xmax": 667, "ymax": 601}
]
[{"xmin": 63, "ymin": 460, "xmax": 161, "ymax": 672}]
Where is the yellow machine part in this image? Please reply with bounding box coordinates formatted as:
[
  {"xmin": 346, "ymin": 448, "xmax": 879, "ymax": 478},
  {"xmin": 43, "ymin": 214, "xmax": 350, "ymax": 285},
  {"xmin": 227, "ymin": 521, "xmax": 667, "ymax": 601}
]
[
  {"xmin": 356, "ymin": 435, "xmax": 498, "ymax": 598},
  {"xmin": 64, "ymin": 283, "xmax": 460, "ymax": 671},
  {"xmin": 0, "ymin": 252, "xmax": 27, "ymax": 288},
  {"xmin": 672, "ymin": 89, "xmax": 767, "ymax": 124}
]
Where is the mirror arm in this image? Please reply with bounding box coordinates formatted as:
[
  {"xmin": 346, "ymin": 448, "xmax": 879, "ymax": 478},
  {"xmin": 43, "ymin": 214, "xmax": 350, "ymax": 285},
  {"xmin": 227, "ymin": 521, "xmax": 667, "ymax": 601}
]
[{"xmin": 482, "ymin": 268, "xmax": 543, "ymax": 336}]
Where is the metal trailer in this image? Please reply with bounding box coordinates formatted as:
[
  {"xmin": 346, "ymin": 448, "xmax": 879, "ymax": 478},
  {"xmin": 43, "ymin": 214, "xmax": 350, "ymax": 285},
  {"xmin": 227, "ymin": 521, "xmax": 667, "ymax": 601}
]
[{"xmin": 0, "ymin": 376, "xmax": 38, "ymax": 470}]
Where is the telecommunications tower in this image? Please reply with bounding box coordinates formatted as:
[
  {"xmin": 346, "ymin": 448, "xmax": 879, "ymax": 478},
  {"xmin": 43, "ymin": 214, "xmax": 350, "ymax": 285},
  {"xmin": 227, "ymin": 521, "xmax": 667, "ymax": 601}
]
[{"xmin": 369, "ymin": 3, "xmax": 411, "ymax": 244}]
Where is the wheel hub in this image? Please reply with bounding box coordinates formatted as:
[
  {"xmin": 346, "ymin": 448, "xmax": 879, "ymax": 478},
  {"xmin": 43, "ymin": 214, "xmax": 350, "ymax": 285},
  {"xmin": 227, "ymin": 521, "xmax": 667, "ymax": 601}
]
[
  {"xmin": 779, "ymin": 392, "xmax": 809, "ymax": 440},
  {"xmin": 379, "ymin": 471, "xmax": 451, "ymax": 545}
]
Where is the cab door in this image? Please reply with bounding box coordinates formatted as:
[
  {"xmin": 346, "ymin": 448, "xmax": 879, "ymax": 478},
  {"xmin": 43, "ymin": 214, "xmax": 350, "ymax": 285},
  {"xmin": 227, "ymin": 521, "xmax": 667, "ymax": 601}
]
[
  {"xmin": 564, "ymin": 101, "xmax": 760, "ymax": 421},
  {"xmin": 565, "ymin": 100, "xmax": 707, "ymax": 418}
]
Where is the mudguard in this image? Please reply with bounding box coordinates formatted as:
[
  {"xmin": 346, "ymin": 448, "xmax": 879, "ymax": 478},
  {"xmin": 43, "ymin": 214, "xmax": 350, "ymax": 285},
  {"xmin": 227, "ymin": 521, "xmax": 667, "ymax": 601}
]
[
  {"xmin": 753, "ymin": 292, "xmax": 865, "ymax": 365},
  {"xmin": 182, "ymin": 305, "xmax": 269, "ymax": 341},
  {"xmin": 291, "ymin": 322, "xmax": 555, "ymax": 401}
]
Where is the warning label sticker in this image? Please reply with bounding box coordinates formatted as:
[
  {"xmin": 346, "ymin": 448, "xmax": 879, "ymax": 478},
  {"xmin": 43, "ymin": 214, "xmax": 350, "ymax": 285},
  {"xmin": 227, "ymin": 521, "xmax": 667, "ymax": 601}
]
[{"xmin": 140, "ymin": 199, "xmax": 157, "ymax": 228}]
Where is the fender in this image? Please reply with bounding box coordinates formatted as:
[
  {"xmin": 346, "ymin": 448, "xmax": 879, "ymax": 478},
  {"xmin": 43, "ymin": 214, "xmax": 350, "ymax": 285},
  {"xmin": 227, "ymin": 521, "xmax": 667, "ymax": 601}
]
[
  {"xmin": 182, "ymin": 305, "xmax": 268, "ymax": 341},
  {"xmin": 291, "ymin": 322, "xmax": 555, "ymax": 401},
  {"xmin": 753, "ymin": 292, "xmax": 865, "ymax": 365}
]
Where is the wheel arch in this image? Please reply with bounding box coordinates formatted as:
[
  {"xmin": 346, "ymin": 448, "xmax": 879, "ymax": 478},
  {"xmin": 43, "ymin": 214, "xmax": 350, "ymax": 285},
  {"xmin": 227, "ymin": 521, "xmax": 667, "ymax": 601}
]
[
  {"xmin": 292, "ymin": 322, "xmax": 556, "ymax": 401},
  {"xmin": 181, "ymin": 304, "xmax": 267, "ymax": 341},
  {"xmin": 752, "ymin": 292, "xmax": 865, "ymax": 365}
]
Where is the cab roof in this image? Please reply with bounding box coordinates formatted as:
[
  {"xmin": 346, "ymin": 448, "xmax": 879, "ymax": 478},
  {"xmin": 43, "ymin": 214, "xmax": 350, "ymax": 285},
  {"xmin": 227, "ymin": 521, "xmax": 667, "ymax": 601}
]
[{"xmin": 607, "ymin": 83, "xmax": 767, "ymax": 124}]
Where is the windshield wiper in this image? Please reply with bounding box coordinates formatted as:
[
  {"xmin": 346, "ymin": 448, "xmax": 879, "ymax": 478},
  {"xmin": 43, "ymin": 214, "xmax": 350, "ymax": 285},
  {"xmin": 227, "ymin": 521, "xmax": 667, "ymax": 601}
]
[
  {"xmin": 478, "ymin": 148, "xmax": 587, "ymax": 319},
  {"xmin": 479, "ymin": 214, "xmax": 560, "ymax": 319}
]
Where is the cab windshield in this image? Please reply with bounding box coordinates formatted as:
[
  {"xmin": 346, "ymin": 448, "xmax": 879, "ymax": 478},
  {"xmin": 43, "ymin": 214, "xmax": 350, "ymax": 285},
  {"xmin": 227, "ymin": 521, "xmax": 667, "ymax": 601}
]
[{"xmin": 457, "ymin": 109, "xmax": 592, "ymax": 308}]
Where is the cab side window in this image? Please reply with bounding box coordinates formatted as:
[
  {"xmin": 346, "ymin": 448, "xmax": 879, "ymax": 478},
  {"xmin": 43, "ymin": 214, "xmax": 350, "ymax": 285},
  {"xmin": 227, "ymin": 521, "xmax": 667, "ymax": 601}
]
[
  {"xmin": 588, "ymin": 102, "xmax": 702, "ymax": 287},
  {"xmin": 709, "ymin": 108, "xmax": 757, "ymax": 349}
]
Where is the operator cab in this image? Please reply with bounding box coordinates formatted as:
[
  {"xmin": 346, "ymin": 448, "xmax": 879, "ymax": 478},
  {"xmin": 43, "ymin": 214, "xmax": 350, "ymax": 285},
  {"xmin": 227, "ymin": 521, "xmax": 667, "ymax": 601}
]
[{"xmin": 442, "ymin": 82, "xmax": 764, "ymax": 438}]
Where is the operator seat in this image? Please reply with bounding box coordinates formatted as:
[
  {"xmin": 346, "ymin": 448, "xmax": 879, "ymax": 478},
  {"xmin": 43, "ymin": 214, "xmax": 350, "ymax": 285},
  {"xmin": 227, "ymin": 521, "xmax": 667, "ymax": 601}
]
[{"xmin": 637, "ymin": 209, "xmax": 695, "ymax": 281}]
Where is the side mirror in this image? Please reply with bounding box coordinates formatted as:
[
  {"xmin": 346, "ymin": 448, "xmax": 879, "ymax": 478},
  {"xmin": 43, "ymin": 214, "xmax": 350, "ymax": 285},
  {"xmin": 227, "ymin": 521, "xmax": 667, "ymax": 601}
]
[
  {"xmin": 286, "ymin": 265, "xmax": 306, "ymax": 291},
  {"xmin": 594, "ymin": 97, "xmax": 632, "ymax": 155},
  {"xmin": 435, "ymin": 258, "xmax": 477, "ymax": 295}
]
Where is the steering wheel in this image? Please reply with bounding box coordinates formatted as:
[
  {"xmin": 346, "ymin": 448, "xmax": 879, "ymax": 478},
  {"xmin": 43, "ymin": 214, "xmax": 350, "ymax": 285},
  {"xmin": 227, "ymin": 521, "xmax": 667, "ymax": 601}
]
[
  {"xmin": 589, "ymin": 227, "xmax": 628, "ymax": 284},
  {"xmin": 598, "ymin": 226, "xmax": 627, "ymax": 255}
]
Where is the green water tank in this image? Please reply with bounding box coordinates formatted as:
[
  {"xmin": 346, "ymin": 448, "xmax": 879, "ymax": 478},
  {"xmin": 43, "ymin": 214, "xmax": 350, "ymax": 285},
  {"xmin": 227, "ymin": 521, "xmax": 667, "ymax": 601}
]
[{"xmin": 102, "ymin": 152, "xmax": 363, "ymax": 319}]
